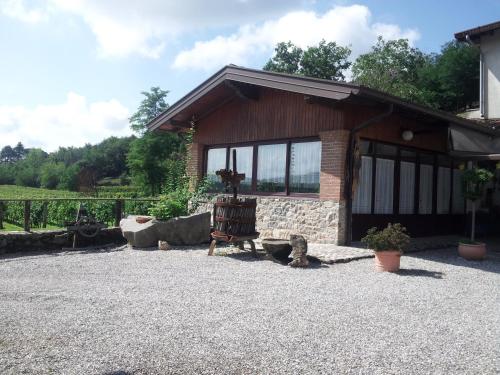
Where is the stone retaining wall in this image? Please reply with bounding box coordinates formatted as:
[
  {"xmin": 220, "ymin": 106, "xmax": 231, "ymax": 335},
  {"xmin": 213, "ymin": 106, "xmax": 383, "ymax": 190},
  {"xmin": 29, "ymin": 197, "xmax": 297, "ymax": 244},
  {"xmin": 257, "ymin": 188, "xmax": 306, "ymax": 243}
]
[
  {"xmin": 0, "ymin": 228, "xmax": 125, "ymax": 254},
  {"xmin": 194, "ymin": 195, "xmax": 345, "ymax": 244}
]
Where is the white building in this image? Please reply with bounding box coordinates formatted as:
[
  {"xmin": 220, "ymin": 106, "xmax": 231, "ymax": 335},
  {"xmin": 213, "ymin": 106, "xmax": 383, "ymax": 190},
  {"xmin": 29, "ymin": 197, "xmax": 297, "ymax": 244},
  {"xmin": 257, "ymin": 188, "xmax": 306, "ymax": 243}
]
[{"xmin": 455, "ymin": 21, "xmax": 500, "ymax": 121}]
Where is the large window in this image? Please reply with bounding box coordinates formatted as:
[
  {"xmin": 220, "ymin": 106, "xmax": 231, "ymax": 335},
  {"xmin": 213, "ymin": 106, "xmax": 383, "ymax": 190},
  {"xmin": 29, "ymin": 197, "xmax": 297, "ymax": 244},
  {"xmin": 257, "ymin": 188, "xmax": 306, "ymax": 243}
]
[
  {"xmin": 353, "ymin": 140, "xmax": 464, "ymax": 216},
  {"xmin": 399, "ymin": 161, "xmax": 415, "ymax": 214},
  {"xmin": 452, "ymin": 168, "xmax": 465, "ymax": 214},
  {"xmin": 374, "ymin": 158, "xmax": 394, "ymax": 214},
  {"xmin": 230, "ymin": 146, "xmax": 253, "ymax": 191},
  {"xmin": 257, "ymin": 144, "xmax": 287, "ymax": 192},
  {"xmin": 205, "ymin": 139, "xmax": 320, "ymax": 195},
  {"xmin": 289, "ymin": 141, "xmax": 321, "ymax": 193},
  {"xmin": 206, "ymin": 148, "xmax": 227, "ymax": 190},
  {"xmin": 352, "ymin": 156, "xmax": 372, "ymax": 214}
]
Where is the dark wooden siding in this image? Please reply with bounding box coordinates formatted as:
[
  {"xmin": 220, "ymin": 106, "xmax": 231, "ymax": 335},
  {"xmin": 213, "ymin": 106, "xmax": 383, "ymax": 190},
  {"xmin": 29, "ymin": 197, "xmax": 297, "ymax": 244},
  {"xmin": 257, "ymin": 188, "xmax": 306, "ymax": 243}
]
[
  {"xmin": 344, "ymin": 106, "xmax": 448, "ymax": 153},
  {"xmin": 194, "ymin": 88, "xmax": 344, "ymax": 145}
]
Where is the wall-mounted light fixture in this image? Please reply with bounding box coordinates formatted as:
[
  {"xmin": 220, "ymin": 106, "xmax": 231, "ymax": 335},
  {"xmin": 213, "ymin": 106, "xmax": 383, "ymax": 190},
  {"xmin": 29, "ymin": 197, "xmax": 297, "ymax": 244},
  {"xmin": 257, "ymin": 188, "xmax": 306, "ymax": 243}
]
[
  {"xmin": 496, "ymin": 162, "xmax": 500, "ymax": 170},
  {"xmin": 401, "ymin": 130, "xmax": 414, "ymax": 141},
  {"xmin": 458, "ymin": 163, "xmax": 466, "ymax": 171}
]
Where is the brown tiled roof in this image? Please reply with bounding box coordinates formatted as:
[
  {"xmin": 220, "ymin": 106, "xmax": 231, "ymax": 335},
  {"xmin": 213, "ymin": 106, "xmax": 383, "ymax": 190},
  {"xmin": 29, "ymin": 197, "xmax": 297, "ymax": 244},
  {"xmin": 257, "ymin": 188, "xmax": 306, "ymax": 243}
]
[{"xmin": 455, "ymin": 20, "xmax": 500, "ymax": 41}]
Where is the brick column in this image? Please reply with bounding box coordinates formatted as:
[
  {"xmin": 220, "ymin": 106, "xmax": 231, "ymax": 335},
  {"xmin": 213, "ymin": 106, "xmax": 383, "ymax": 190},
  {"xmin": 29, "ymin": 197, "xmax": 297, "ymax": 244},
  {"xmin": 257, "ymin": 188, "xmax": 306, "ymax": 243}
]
[
  {"xmin": 186, "ymin": 142, "xmax": 204, "ymax": 190},
  {"xmin": 319, "ymin": 130, "xmax": 349, "ymax": 201},
  {"xmin": 319, "ymin": 129, "xmax": 349, "ymax": 245}
]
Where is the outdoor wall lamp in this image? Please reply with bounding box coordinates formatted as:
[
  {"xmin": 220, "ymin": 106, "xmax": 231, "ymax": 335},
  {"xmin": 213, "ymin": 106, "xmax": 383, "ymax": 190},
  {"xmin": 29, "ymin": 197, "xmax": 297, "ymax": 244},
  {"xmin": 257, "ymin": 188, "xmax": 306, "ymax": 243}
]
[{"xmin": 401, "ymin": 130, "xmax": 414, "ymax": 141}]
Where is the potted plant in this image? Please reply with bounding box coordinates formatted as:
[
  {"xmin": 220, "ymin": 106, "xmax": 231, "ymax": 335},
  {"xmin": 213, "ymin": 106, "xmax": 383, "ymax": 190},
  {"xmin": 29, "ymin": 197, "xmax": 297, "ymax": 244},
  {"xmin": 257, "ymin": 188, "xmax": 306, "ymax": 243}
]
[
  {"xmin": 459, "ymin": 167, "xmax": 494, "ymax": 260},
  {"xmin": 361, "ymin": 223, "xmax": 410, "ymax": 272}
]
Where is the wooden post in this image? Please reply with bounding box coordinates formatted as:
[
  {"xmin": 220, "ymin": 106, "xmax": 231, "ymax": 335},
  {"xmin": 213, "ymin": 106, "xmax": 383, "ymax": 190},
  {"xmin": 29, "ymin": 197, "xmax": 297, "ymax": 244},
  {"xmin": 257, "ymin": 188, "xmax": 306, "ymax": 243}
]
[
  {"xmin": 0, "ymin": 201, "xmax": 4, "ymax": 230},
  {"xmin": 114, "ymin": 199, "xmax": 123, "ymax": 227},
  {"xmin": 24, "ymin": 200, "xmax": 31, "ymax": 232},
  {"xmin": 42, "ymin": 201, "xmax": 48, "ymax": 228}
]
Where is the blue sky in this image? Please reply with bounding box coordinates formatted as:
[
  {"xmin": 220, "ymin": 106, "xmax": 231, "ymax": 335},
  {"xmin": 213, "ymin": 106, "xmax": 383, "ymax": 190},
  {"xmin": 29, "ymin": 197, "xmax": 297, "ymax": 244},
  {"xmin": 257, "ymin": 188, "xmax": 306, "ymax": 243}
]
[{"xmin": 0, "ymin": 0, "xmax": 499, "ymax": 151}]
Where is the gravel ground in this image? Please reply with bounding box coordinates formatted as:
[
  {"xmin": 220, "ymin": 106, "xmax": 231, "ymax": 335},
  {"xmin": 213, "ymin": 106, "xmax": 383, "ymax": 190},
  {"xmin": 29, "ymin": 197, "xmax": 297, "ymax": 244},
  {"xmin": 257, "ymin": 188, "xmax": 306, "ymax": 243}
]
[{"xmin": 0, "ymin": 246, "xmax": 499, "ymax": 375}]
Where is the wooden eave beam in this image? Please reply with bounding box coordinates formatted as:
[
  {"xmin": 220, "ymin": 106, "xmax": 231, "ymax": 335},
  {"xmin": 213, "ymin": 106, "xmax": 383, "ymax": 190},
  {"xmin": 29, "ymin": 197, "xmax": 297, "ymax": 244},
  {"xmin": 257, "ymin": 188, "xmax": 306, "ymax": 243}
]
[
  {"xmin": 225, "ymin": 81, "xmax": 259, "ymax": 101},
  {"xmin": 169, "ymin": 119, "xmax": 192, "ymax": 128}
]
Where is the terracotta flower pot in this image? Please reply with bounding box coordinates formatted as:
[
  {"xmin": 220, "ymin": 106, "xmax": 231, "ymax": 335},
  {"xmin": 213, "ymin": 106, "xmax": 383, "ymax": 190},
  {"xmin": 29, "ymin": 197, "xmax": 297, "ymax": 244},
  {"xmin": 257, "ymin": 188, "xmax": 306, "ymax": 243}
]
[
  {"xmin": 374, "ymin": 250, "xmax": 401, "ymax": 272},
  {"xmin": 458, "ymin": 242, "xmax": 486, "ymax": 260}
]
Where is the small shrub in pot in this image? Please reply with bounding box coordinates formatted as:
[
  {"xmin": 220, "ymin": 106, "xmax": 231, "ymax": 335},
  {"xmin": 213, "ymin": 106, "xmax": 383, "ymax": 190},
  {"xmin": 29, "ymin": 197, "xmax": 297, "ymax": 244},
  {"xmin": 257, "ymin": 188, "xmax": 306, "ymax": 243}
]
[
  {"xmin": 458, "ymin": 168, "xmax": 494, "ymax": 260},
  {"xmin": 361, "ymin": 223, "xmax": 410, "ymax": 272}
]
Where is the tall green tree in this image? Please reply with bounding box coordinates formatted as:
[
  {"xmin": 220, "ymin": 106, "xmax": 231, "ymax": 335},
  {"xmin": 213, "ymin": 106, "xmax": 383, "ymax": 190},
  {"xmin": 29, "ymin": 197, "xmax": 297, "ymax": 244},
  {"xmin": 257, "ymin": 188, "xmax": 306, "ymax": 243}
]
[
  {"xmin": 129, "ymin": 87, "xmax": 169, "ymax": 134},
  {"xmin": 419, "ymin": 41, "xmax": 479, "ymax": 112},
  {"xmin": 264, "ymin": 40, "xmax": 352, "ymax": 81},
  {"xmin": 127, "ymin": 87, "xmax": 184, "ymax": 195},
  {"xmin": 352, "ymin": 37, "xmax": 433, "ymax": 106}
]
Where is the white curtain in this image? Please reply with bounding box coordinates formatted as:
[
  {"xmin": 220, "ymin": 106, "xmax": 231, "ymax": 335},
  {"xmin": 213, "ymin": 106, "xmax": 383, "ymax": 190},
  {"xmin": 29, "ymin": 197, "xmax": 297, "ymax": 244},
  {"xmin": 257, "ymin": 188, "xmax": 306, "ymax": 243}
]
[
  {"xmin": 452, "ymin": 169, "xmax": 465, "ymax": 213},
  {"xmin": 399, "ymin": 161, "xmax": 415, "ymax": 214},
  {"xmin": 374, "ymin": 158, "xmax": 394, "ymax": 214},
  {"xmin": 289, "ymin": 141, "xmax": 321, "ymax": 193},
  {"xmin": 419, "ymin": 164, "xmax": 433, "ymax": 214},
  {"xmin": 206, "ymin": 148, "xmax": 226, "ymax": 181},
  {"xmin": 257, "ymin": 144, "xmax": 287, "ymax": 192},
  {"xmin": 352, "ymin": 156, "xmax": 372, "ymax": 214},
  {"xmin": 230, "ymin": 146, "xmax": 253, "ymax": 191},
  {"xmin": 437, "ymin": 167, "xmax": 451, "ymax": 214}
]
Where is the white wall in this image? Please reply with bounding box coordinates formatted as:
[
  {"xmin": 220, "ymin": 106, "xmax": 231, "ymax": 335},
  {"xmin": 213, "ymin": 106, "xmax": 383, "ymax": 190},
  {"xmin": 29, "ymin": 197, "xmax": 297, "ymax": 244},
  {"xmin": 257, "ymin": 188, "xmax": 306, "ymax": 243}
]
[{"xmin": 482, "ymin": 32, "xmax": 500, "ymax": 119}]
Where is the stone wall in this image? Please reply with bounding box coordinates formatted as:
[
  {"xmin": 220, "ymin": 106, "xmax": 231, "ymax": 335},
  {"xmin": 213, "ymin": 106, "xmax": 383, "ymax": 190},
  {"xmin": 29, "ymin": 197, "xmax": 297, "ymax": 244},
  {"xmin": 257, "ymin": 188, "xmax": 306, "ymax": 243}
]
[
  {"xmin": 195, "ymin": 195, "xmax": 346, "ymax": 244},
  {"xmin": 0, "ymin": 228, "xmax": 125, "ymax": 255}
]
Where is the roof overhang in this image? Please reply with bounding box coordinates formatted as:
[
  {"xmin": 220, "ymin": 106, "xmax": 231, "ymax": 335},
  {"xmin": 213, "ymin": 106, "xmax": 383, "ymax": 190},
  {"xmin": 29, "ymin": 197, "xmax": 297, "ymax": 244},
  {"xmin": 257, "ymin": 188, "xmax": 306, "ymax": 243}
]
[
  {"xmin": 148, "ymin": 65, "xmax": 499, "ymax": 145},
  {"xmin": 455, "ymin": 20, "xmax": 500, "ymax": 42}
]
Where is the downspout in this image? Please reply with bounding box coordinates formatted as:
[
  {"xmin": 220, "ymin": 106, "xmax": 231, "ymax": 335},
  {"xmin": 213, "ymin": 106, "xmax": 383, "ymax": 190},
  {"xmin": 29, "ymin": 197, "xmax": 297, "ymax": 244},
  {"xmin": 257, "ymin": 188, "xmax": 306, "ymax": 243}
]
[
  {"xmin": 466, "ymin": 34, "xmax": 485, "ymax": 118},
  {"xmin": 343, "ymin": 103, "xmax": 394, "ymax": 245}
]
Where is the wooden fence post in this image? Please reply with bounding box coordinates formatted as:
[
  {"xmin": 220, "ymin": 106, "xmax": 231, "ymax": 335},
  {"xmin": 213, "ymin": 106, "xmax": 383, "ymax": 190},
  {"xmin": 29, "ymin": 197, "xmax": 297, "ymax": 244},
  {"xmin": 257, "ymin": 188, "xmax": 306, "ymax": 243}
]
[
  {"xmin": 42, "ymin": 201, "xmax": 48, "ymax": 228},
  {"xmin": 114, "ymin": 199, "xmax": 123, "ymax": 227},
  {"xmin": 24, "ymin": 200, "xmax": 31, "ymax": 232},
  {"xmin": 0, "ymin": 201, "xmax": 4, "ymax": 230}
]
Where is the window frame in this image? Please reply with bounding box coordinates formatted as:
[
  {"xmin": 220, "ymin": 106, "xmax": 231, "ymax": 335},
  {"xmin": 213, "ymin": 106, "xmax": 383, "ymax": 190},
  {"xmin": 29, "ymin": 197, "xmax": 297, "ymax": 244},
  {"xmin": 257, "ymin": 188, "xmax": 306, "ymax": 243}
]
[
  {"xmin": 355, "ymin": 138, "xmax": 465, "ymax": 216},
  {"xmin": 203, "ymin": 137, "xmax": 321, "ymax": 198}
]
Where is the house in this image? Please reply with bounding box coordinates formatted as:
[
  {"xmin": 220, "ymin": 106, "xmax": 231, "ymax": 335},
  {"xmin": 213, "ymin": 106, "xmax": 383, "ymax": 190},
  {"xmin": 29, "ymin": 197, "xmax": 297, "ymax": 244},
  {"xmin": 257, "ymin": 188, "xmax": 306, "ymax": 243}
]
[
  {"xmin": 455, "ymin": 20, "xmax": 500, "ymax": 123},
  {"xmin": 149, "ymin": 65, "xmax": 500, "ymax": 244}
]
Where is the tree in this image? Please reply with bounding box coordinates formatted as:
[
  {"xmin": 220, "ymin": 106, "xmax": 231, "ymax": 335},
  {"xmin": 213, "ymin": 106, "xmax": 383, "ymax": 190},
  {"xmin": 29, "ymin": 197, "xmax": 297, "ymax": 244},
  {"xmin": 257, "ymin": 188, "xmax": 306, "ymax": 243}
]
[
  {"xmin": 352, "ymin": 37, "xmax": 434, "ymax": 106},
  {"xmin": 13, "ymin": 142, "xmax": 26, "ymax": 161},
  {"xmin": 419, "ymin": 41, "xmax": 479, "ymax": 112},
  {"xmin": 264, "ymin": 40, "xmax": 352, "ymax": 81},
  {"xmin": 127, "ymin": 87, "xmax": 185, "ymax": 195},
  {"xmin": 40, "ymin": 162, "xmax": 66, "ymax": 189},
  {"xmin": 263, "ymin": 42, "xmax": 303, "ymax": 75},
  {"xmin": 0, "ymin": 146, "xmax": 16, "ymax": 163},
  {"xmin": 301, "ymin": 40, "xmax": 351, "ymax": 81},
  {"xmin": 129, "ymin": 87, "xmax": 169, "ymax": 133}
]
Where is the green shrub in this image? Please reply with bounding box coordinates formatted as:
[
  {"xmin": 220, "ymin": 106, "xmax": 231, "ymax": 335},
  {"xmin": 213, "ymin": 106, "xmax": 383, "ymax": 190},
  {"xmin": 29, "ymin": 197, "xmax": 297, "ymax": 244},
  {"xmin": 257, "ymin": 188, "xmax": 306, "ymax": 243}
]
[
  {"xmin": 361, "ymin": 223, "xmax": 410, "ymax": 252},
  {"xmin": 148, "ymin": 196, "xmax": 187, "ymax": 221},
  {"xmin": 461, "ymin": 168, "xmax": 493, "ymax": 201}
]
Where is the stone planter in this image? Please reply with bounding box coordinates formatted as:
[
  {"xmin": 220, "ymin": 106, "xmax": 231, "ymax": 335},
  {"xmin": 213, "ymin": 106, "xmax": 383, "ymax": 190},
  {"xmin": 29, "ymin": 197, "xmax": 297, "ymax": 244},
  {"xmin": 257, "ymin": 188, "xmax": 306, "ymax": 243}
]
[
  {"xmin": 374, "ymin": 251, "xmax": 401, "ymax": 272},
  {"xmin": 261, "ymin": 238, "xmax": 292, "ymax": 259},
  {"xmin": 458, "ymin": 242, "xmax": 486, "ymax": 260}
]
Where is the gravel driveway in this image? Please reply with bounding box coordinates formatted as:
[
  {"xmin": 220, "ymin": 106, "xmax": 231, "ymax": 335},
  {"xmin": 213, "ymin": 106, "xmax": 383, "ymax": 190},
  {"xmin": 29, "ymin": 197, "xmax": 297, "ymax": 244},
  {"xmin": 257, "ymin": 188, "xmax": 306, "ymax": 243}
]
[{"xmin": 0, "ymin": 246, "xmax": 498, "ymax": 374}]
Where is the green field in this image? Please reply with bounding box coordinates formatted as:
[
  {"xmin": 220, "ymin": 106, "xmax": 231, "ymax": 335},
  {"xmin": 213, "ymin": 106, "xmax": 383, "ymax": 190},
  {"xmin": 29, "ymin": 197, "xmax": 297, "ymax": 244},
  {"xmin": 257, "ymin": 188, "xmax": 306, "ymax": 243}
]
[
  {"xmin": 0, "ymin": 185, "xmax": 153, "ymax": 232},
  {"xmin": 0, "ymin": 185, "xmax": 81, "ymax": 199},
  {"xmin": 0, "ymin": 185, "xmax": 144, "ymax": 199}
]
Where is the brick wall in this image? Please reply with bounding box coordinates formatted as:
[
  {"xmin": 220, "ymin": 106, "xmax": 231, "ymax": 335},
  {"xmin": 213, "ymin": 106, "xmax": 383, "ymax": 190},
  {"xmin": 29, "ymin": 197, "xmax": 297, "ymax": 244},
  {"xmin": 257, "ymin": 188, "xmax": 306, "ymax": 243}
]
[
  {"xmin": 319, "ymin": 129, "xmax": 349, "ymax": 201},
  {"xmin": 186, "ymin": 142, "xmax": 204, "ymax": 189}
]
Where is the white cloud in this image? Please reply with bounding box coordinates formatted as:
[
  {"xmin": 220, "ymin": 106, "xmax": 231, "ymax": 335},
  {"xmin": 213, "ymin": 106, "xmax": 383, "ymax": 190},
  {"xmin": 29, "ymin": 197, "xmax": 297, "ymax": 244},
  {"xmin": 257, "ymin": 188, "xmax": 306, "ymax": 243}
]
[
  {"xmin": 0, "ymin": 0, "xmax": 48, "ymax": 23},
  {"xmin": 1, "ymin": 0, "xmax": 303, "ymax": 58},
  {"xmin": 172, "ymin": 5, "xmax": 420, "ymax": 71},
  {"xmin": 0, "ymin": 93, "xmax": 131, "ymax": 151}
]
